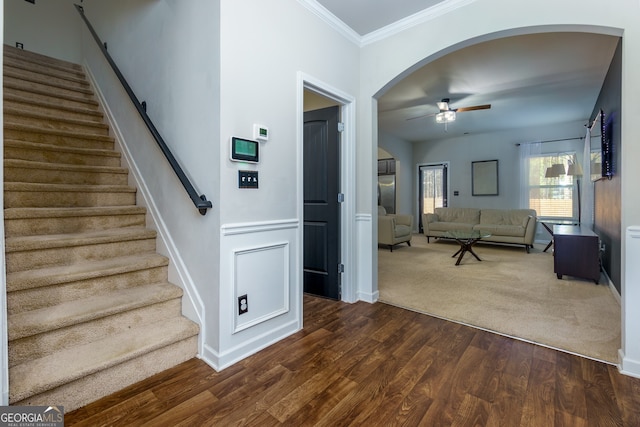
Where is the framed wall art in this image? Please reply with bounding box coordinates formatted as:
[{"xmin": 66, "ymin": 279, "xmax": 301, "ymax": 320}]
[{"xmin": 472, "ymin": 159, "xmax": 498, "ymax": 196}]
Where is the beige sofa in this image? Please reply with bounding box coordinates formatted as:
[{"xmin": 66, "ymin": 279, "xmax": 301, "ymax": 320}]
[
  {"xmin": 422, "ymin": 207, "xmax": 537, "ymax": 252},
  {"xmin": 378, "ymin": 206, "xmax": 413, "ymax": 251}
]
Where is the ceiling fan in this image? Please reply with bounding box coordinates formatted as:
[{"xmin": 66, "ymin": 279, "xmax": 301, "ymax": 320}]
[{"xmin": 407, "ymin": 98, "xmax": 491, "ymax": 123}]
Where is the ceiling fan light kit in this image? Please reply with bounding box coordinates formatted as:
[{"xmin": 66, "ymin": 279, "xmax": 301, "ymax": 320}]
[
  {"xmin": 436, "ymin": 110, "xmax": 456, "ymax": 123},
  {"xmin": 436, "ymin": 100, "xmax": 450, "ymax": 110},
  {"xmin": 407, "ymin": 97, "xmax": 490, "ymax": 125}
]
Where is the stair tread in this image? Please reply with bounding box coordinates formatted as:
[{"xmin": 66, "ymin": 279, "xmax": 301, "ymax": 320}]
[
  {"xmin": 4, "ymin": 139, "xmax": 120, "ymax": 157},
  {"xmin": 5, "ymin": 227, "xmax": 156, "ymax": 252},
  {"xmin": 3, "ymin": 87, "xmax": 98, "ymax": 111},
  {"xmin": 3, "ymin": 68, "xmax": 91, "ymax": 94},
  {"xmin": 9, "ymin": 316, "xmax": 199, "ymax": 402},
  {"xmin": 4, "ymin": 93, "xmax": 102, "ymax": 116},
  {"xmin": 2, "ymin": 59, "xmax": 85, "ymax": 83},
  {"xmin": 4, "ymin": 45, "xmax": 85, "ymax": 74},
  {"xmin": 3, "ymin": 73, "xmax": 94, "ymax": 95},
  {"xmin": 9, "ymin": 282, "xmax": 184, "ymax": 340},
  {"xmin": 3, "ymin": 59, "xmax": 85, "ymax": 80},
  {"xmin": 4, "ymin": 122, "xmax": 112, "ymax": 141},
  {"xmin": 4, "ymin": 63, "xmax": 91, "ymax": 86},
  {"xmin": 5, "ymin": 158, "xmax": 128, "ymax": 174},
  {"xmin": 3, "ymin": 81, "xmax": 96, "ymax": 104},
  {"xmin": 4, "ymin": 182, "xmax": 136, "ymax": 192},
  {"xmin": 4, "ymin": 205, "xmax": 146, "ymax": 219},
  {"xmin": 4, "ymin": 106, "xmax": 109, "ymax": 129},
  {"xmin": 6, "ymin": 253, "xmax": 169, "ymax": 292}
]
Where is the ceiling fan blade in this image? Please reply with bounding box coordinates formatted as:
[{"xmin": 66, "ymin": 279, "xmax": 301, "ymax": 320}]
[
  {"xmin": 455, "ymin": 104, "xmax": 491, "ymax": 113},
  {"xmin": 406, "ymin": 112, "xmax": 436, "ymax": 121}
]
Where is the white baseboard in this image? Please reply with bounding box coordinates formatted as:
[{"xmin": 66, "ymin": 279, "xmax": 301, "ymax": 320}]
[
  {"xmin": 200, "ymin": 319, "xmax": 300, "ymax": 371},
  {"xmin": 619, "ymin": 349, "xmax": 640, "ymax": 379},
  {"xmin": 358, "ymin": 290, "xmax": 379, "ymax": 303}
]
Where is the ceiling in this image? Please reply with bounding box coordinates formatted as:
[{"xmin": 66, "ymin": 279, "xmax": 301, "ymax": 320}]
[
  {"xmin": 314, "ymin": 0, "xmax": 447, "ymax": 36},
  {"xmin": 314, "ymin": 0, "xmax": 620, "ymax": 143}
]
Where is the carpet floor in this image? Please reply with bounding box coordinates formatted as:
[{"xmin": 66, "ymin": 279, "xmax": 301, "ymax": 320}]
[{"xmin": 378, "ymin": 234, "xmax": 621, "ymax": 364}]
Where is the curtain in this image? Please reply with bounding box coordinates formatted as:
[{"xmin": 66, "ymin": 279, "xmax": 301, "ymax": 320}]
[
  {"xmin": 519, "ymin": 141, "xmax": 542, "ymax": 209},
  {"xmin": 581, "ymin": 128, "xmax": 594, "ymax": 227}
]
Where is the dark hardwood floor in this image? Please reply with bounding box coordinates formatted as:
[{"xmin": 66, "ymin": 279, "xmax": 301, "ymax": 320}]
[{"xmin": 66, "ymin": 295, "xmax": 640, "ymax": 426}]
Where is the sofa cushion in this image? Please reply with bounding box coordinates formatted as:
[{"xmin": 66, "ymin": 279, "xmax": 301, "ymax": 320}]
[
  {"xmin": 434, "ymin": 207, "xmax": 480, "ymax": 224},
  {"xmin": 480, "ymin": 209, "xmax": 531, "ymax": 226},
  {"xmin": 429, "ymin": 221, "xmax": 475, "ymax": 232},
  {"xmin": 473, "ymin": 224, "xmax": 526, "ymax": 237}
]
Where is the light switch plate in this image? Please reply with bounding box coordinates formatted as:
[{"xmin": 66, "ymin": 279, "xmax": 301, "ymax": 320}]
[{"xmin": 239, "ymin": 170, "xmax": 259, "ymax": 188}]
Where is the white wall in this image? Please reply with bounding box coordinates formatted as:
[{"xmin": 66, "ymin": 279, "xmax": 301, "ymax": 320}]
[
  {"xmin": 216, "ymin": 0, "xmax": 360, "ymax": 367},
  {"xmin": 359, "ymin": 0, "xmax": 640, "ymax": 376},
  {"xmin": 4, "ymin": 0, "xmax": 81, "ymax": 62},
  {"xmin": 79, "ymin": 0, "xmax": 223, "ymax": 360},
  {"xmin": 412, "ymin": 120, "xmax": 586, "ymax": 210}
]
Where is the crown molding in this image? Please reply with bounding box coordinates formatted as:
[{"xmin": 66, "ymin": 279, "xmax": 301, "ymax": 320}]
[
  {"xmin": 361, "ymin": 0, "xmax": 479, "ymax": 46},
  {"xmin": 297, "ymin": 0, "xmax": 361, "ymax": 45},
  {"xmin": 298, "ymin": 0, "xmax": 478, "ymax": 47}
]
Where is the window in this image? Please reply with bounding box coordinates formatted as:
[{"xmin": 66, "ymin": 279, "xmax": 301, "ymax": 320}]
[{"xmin": 527, "ymin": 153, "xmax": 575, "ymax": 219}]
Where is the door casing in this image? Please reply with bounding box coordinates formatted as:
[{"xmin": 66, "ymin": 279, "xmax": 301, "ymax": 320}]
[{"xmin": 298, "ymin": 73, "xmax": 356, "ymax": 303}]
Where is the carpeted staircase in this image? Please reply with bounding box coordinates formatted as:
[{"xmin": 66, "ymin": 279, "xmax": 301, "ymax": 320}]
[{"xmin": 3, "ymin": 45, "xmax": 200, "ymax": 411}]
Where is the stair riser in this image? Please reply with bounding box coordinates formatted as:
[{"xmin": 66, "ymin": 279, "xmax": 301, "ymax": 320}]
[
  {"xmin": 4, "ymin": 86, "xmax": 99, "ymax": 111},
  {"xmin": 9, "ymin": 298, "xmax": 182, "ymax": 366},
  {"xmin": 5, "ymin": 99, "xmax": 104, "ymax": 123},
  {"xmin": 4, "ymin": 64, "xmax": 90, "ymax": 91},
  {"xmin": 10, "ymin": 336, "xmax": 198, "ymax": 411},
  {"xmin": 4, "ymin": 128, "xmax": 114, "ymax": 150},
  {"xmin": 5, "ymin": 167, "xmax": 128, "ymax": 186},
  {"xmin": 5, "ymin": 238, "xmax": 157, "ymax": 273},
  {"xmin": 5, "ymin": 213, "xmax": 146, "ymax": 237},
  {"xmin": 7, "ymin": 265, "xmax": 169, "ymax": 313},
  {"xmin": 4, "ymin": 189, "xmax": 136, "ymax": 208},
  {"xmin": 4, "ymin": 114, "xmax": 110, "ymax": 136},
  {"xmin": 5, "ymin": 145, "xmax": 121, "ymax": 168},
  {"xmin": 4, "ymin": 76, "xmax": 94, "ymax": 101}
]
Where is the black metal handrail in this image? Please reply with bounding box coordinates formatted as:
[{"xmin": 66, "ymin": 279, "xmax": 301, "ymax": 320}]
[{"xmin": 75, "ymin": 4, "xmax": 212, "ymax": 215}]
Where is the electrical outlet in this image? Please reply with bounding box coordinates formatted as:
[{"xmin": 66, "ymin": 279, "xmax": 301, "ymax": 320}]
[{"xmin": 238, "ymin": 294, "xmax": 248, "ymax": 315}]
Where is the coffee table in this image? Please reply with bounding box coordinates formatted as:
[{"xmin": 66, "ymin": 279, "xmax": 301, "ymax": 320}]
[{"xmin": 444, "ymin": 230, "xmax": 491, "ymax": 266}]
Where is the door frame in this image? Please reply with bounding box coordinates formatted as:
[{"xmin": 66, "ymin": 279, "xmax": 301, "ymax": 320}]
[
  {"xmin": 297, "ymin": 72, "xmax": 356, "ymax": 303},
  {"xmin": 417, "ymin": 162, "xmax": 450, "ymax": 233}
]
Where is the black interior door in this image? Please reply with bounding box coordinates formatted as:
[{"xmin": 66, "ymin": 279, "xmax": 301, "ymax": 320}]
[{"xmin": 303, "ymin": 106, "xmax": 341, "ymax": 300}]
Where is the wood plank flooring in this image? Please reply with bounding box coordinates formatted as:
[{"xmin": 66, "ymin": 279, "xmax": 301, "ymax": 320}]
[{"xmin": 65, "ymin": 295, "xmax": 640, "ymax": 426}]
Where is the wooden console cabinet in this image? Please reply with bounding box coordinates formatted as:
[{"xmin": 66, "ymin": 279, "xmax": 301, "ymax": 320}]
[{"xmin": 553, "ymin": 225, "xmax": 601, "ymax": 284}]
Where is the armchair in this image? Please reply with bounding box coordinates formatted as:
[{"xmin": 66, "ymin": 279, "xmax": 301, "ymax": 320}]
[{"xmin": 377, "ymin": 206, "xmax": 413, "ymax": 252}]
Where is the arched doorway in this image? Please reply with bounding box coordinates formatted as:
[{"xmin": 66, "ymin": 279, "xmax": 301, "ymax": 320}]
[{"xmin": 374, "ymin": 30, "xmax": 622, "ymax": 364}]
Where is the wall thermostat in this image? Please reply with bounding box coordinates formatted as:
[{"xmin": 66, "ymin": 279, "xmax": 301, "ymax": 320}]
[
  {"xmin": 253, "ymin": 124, "xmax": 269, "ymax": 142},
  {"xmin": 230, "ymin": 137, "xmax": 259, "ymax": 163}
]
